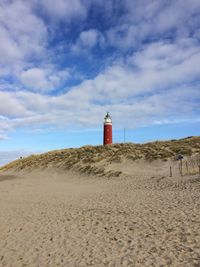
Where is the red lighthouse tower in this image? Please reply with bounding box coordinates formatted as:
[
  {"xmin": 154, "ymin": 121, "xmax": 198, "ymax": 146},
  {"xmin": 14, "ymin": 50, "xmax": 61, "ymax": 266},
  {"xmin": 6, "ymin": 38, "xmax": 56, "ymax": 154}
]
[{"xmin": 103, "ymin": 112, "xmax": 112, "ymax": 145}]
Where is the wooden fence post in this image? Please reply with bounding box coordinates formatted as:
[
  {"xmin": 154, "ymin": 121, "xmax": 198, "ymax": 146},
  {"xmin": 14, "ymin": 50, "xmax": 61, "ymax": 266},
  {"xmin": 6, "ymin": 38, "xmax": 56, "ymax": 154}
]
[
  {"xmin": 170, "ymin": 166, "xmax": 172, "ymax": 177},
  {"xmin": 191, "ymin": 159, "xmax": 195, "ymax": 169},
  {"xmin": 185, "ymin": 161, "xmax": 189, "ymax": 175},
  {"xmin": 179, "ymin": 159, "xmax": 183, "ymax": 176}
]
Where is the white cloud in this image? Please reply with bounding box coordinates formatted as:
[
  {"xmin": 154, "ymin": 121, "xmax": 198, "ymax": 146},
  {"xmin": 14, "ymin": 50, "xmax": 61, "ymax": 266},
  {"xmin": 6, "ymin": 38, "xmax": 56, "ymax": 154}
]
[
  {"xmin": 0, "ymin": 1, "xmax": 47, "ymax": 64},
  {"xmin": 19, "ymin": 66, "xmax": 70, "ymax": 92},
  {"xmin": 0, "ymin": 37, "xmax": 199, "ymax": 137},
  {"xmin": 0, "ymin": 26, "xmax": 22, "ymax": 64},
  {"xmin": 68, "ymin": 38, "xmax": 200, "ymax": 105},
  {"xmin": 20, "ymin": 68, "xmax": 51, "ymax": 91},
  {"xmin": 34, "ymin": 0, "xmax": 87, "ymax": 22},
  {"xmin": 0, "ymin": 92, "xmax": 32, "ymax": 117},
  {"xmin": 0, "ymin": 0, "xmax": 49, "ymax": 89},
  {"xmin": 0, "ymin": 116, "xmax": 13, "ymax": 140},
  {"xmin": 80, "ymin": 30, "xmax": 99, "ymax": 47},
  {"xmin": 0, "ymin": 133, "xmax": 7, "ymax": 141},
  {"xmin": 0, "ymin": 0, "xmax": 199, "ymax": 140},
  {"xmin": 106, "ymin": 0, "xmax": 200, "ymax": 50},
  {"xmin": 72, "ymin": 29, "xmax": 105, "ymax": 53},
  {"xmin": 0, "ymin": 0, "xmax": 71, "ymax": 93},
  {"xmin": 130, "ymin": 39, "xmax": 200, "ymax": 70}
]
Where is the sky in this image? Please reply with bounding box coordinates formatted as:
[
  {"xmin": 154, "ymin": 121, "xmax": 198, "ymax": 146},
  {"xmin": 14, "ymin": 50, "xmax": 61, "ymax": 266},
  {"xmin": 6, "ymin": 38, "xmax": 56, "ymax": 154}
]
[{"xmin": 0, "ymin": 0, "xmax": 200, "ymax": 165}]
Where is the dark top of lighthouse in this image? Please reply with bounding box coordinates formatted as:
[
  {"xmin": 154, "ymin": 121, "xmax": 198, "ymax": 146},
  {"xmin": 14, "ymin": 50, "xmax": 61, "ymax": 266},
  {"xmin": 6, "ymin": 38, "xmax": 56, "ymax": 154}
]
[{"xmin": 104, "ymin": 112, "xmax": 112, "ymax": 124}]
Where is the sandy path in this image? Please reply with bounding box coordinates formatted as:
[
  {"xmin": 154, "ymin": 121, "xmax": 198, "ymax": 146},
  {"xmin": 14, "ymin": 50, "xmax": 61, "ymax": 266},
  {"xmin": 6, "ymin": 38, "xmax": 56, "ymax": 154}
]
[{"xmin": 0, "ymin": 171, "xmax": 200, "ymax": 267}]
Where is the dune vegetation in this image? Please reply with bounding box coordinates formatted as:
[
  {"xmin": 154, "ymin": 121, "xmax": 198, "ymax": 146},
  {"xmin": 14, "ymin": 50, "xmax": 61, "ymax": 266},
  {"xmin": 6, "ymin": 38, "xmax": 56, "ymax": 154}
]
[{"xmin": 1, "ymin": 136, "xmax": 200, "ymax": 177}]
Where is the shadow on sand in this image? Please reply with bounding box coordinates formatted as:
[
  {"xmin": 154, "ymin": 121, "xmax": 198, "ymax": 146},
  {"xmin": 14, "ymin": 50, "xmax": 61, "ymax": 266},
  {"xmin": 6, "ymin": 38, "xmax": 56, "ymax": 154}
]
[{"xmin": 0, "ymin": 174, "xmax": 17, "ymax": 182}]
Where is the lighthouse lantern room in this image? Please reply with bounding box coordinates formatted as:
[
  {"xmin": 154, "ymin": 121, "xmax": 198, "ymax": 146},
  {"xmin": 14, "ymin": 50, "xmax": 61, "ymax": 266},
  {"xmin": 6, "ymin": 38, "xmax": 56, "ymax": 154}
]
[{"xmin": 103, "ymin": 112, "xmax": 112, "ymax": 145}]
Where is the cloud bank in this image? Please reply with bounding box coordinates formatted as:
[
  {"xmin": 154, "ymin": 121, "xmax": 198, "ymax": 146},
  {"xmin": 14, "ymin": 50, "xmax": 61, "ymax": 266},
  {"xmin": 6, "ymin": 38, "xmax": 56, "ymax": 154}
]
[{"xmin": 0, "ymin": 0, "xmax": 200, "ymax": 140}]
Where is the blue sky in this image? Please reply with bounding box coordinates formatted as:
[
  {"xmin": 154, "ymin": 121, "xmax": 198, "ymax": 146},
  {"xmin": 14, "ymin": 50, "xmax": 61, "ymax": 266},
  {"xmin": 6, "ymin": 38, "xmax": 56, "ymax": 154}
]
[{"xmin": 0, "ymin": 0, "xmax": 200, "ymax": 165}]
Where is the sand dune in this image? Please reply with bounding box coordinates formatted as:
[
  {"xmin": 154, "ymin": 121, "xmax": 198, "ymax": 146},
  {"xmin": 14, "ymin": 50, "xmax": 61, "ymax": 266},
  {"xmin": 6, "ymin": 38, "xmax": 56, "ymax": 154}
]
[
  {"xmin": 0, "ymin": 164, "xmax": 200, "ymax": 267},
  {"xmin": 0, "ymin": 137, "xmax": 200, "ymax": 266},
  {"xmin": 1, "ymin": 136, "xmax": 200, "ymax": 177}
]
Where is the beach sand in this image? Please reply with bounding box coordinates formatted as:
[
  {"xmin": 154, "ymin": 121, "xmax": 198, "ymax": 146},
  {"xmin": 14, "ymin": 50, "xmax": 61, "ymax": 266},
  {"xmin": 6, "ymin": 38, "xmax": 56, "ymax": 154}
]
[{"xmin": 0, "ymin": 164, "xmax": 200, "ymax": 267}]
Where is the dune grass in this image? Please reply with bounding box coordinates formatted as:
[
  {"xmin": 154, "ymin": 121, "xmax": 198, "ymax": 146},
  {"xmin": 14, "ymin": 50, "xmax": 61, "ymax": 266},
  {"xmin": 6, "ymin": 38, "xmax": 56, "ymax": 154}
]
[{"xmin": 1, "ymin": 136, "xmax": 200, "ymax": 177}]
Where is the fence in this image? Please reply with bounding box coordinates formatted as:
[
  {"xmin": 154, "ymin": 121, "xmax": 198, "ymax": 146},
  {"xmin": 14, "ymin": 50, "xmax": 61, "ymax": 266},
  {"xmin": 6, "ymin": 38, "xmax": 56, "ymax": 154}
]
[{"xmin": 170, "ymin": 154, "xmax": 200, "ymax": 177}]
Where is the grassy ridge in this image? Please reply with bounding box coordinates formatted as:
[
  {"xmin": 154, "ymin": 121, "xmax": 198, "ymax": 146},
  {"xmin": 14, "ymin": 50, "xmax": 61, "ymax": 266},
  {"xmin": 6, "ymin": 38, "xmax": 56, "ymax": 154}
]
[{"xmin": 1, "ymin": 136, "xmax": 200, "ymax": 176}]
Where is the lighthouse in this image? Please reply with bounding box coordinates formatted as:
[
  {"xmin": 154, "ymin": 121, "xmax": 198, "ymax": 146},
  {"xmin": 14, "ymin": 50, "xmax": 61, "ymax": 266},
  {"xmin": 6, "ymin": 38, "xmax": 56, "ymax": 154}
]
[{"xmin": 103, "ymin": 112, "xmax": 112, "ymax": 145}]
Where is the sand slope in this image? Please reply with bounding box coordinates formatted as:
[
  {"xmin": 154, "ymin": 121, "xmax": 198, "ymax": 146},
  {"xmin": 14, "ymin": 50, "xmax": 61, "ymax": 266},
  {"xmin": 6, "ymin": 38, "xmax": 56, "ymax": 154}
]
[
  {"xmin": 0, "ymin": 167, "xmax": 200, "ymax": 267},
  {"xmin": 1, "ymin": 136, "xmax": 200, "ymax": 177}
]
